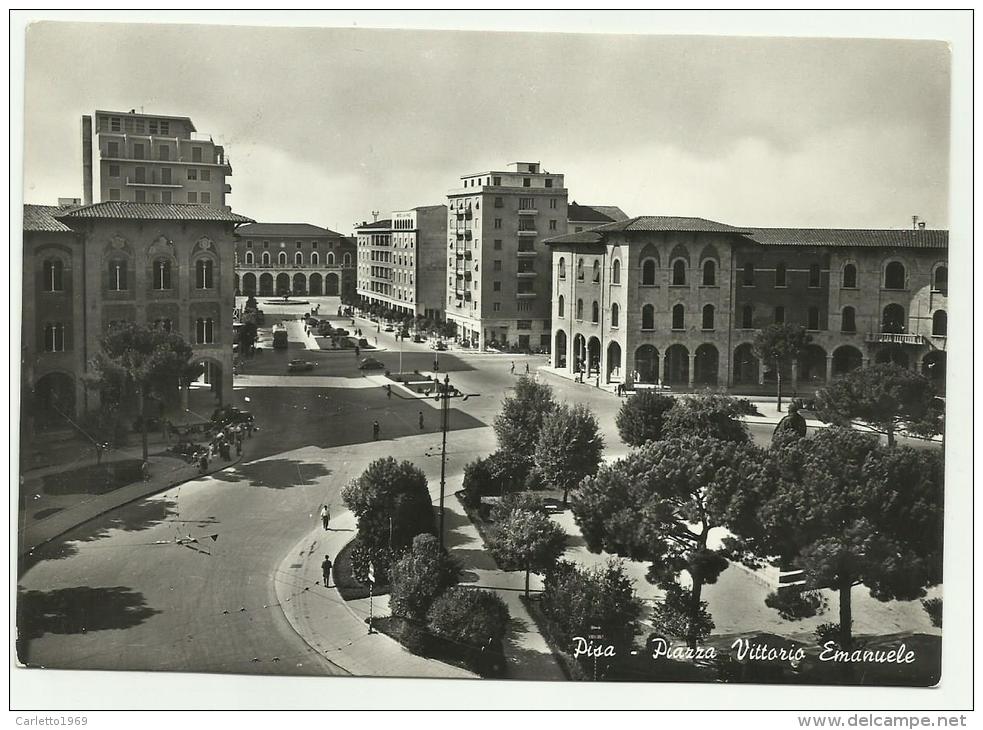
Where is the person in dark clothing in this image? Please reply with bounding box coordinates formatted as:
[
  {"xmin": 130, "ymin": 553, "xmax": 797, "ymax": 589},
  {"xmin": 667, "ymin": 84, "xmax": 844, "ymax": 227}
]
[
  {"xmin": 418, "ymin": 411, "xmax": 425, "ymax": 430},
  {"xmin": 386, "ymin": 384, "xmax": 392, "ymax": 399},
  {"xmin": 772, "ymin": 400, "xmax": 808, "ymax": 447},
  {"xmin": 372, "ymin": 420, "xmax": 380, "ymax": 440},
  {"xmin": 355, "ymin": 345, "xmax": 360, "ymax": 358},
  {"xmin": 321, "ymin": 555, "xmax": 333, "ymax": 587}
]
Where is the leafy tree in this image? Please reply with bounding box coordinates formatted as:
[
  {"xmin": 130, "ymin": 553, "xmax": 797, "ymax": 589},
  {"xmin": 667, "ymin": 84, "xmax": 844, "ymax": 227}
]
[
  {"xmin": 727, "ymin": 427, "xmax": 943, "ymax": 650},
  {"xmin": 489, "ymin": 491, "xmax": 548, "ymax": 523},
  {"xmin": 813, "ymin": 364, "xmax": 942, "ymax": 446},
  {"xmin": 922, "ymin": 597, "xmax": 942, "ymax": 628},
  {"xmin": 540, "ymin": 560, "xmax": 642, "ymax": 664},
  {"xmin": 490, "ymin": 507, "xmax": 567, "ymax": 598},
  {"xmin": 342, "ymin": 457, "xmax": 436, "ymax": 569},
  {"xmin": 426, "ymin": 586, "xmax": 511, "ymax": 648},
  {"xmin": 492, "ymin": 377, "xmax": 557, "ymax": 476},
  {"xmin": 534, "ymin": 403, "xmax": 604, "ymax": 505},
  {"xmin": 389, "ymin": 534, "xmax": 461, "ymax": 620},
  {"xmin": 662, "ymin": 392, "xmax": 751, "ymax": 443},
  {"xmin": 86, "ymin": 322, "xmax": 199, "ymax": 460},
  {"xmin": 652, "ymin": 581, "xmax": 714, "ymax": 644},
  {"xmin": 244, "ymin": 295, "xmax": 259, "ymax": 312},
  {"xmin": 615, "ymin": 390, "xmax": 675, "ymax": 446},
  {"xmin": 753, "ymin": 324, "xmax": 812, "ymax": 412},
  {"xmin": 572, "ymin": 436, "xmax": 771, "ymax": 648}
]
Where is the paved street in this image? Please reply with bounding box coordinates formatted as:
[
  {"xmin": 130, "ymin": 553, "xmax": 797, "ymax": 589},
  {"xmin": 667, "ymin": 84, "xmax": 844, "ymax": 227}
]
[{"xmin": 17, "ymin": 296, "xmax": 941, "ymax": 677}]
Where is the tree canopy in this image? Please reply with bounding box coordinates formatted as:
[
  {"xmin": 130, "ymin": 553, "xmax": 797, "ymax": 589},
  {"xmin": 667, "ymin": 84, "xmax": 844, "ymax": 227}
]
[
  {"xmin": 661, "ymin": 392, "xmax": 751, "ymax": 443},
  {"xmin": 534, "ymin": 402, "xmax": 604, "ymax": 505},
  {"xmin": 490, "ymin": 506, "xmax": 567, "ymax": 597},
  {"xmin": 615, "ymin": 390, "xmax": 675, "ymax": 446},
  {"xmin": 753, "ymin": 324, "xmax": 812, "ymax": 410},
  {"xmin": 389, "ymin": 534, "xmax": 461, "ymax": 621},
  {"xmin": 492, "ymin": 376, "xmax": 558, "ymax": 474}
]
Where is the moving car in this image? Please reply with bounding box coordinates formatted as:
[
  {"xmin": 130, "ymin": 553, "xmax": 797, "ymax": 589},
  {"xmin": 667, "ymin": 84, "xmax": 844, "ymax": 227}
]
[
  {"xmin": 211, "ymin": 406, "xmax": 254, "ymax": 425},
  {"xmin": 358, "ymin": 357, "xmax": 385, "ymax": 370},
  {"xmin": 287, "ymin": 359, "xmax": 317, "ymax": 372},
  {"xmin": 272, "ymin": 323, "xmax": 289, "ymax": 349},
  {"xmin": 384, "ymin": 324, "xmax": 395, "ymax": 332},
  {"xmin": 431, "ymin": 341, "xmax": 448, "ymax": 351},
  {"xmin": 413, "ymin": 334, "xmax": 425, "ymax": 343}
]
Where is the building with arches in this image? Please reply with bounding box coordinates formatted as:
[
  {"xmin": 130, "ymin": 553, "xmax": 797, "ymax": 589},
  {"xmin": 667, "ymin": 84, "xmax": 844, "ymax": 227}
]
[
  {"xmin": 21, "ymin": 201, "xmax": 251, "ymax": 437},
  {"xmin": 355, "ymin": 205, "xmax": 447, "ymax": 320},
  {"xmin": 234, "ymin": 222, "xmax": 355, "ymax": 302},
  {"xmin": 547, "ymin": 216, "xmax": 948, "ymax": 392}
]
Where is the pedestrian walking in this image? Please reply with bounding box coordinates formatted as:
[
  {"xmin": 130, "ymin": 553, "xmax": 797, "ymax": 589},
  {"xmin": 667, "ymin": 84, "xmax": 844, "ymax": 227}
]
[
  {"xmin": 321, "ymin": 554, "xmax": 333, "ymax": 587},
  {"xmin": 372, "ymin": 420, "xmax": 380, "ymax": 440},
  {"xmin": 419, "ymin": 411, "xmax": 425, "ymax": 430},
  {"xmin": 320, "ymin": 504, "xmax": 331, "ymax": 531},
  {"xmin": 433, "ymin": 358, "xmax": 439, "ymax": 373},
  {"xmin": 525, "ymin": 362, "xmax": 530, "ymax": 374},
  {"xmin": 199, "ymin": 451, "xmax": 209, "ymax": 473},
  {"xmin": 355, "ymin": 345, "xmax": 360, "ymax": 358},
  {"xmin": 510, "ymin": 361, "xmax": 515, "ymax": 375},
  {"xmin": 386, "ymin": 384, "xmax": 392, "ymax": 399}
]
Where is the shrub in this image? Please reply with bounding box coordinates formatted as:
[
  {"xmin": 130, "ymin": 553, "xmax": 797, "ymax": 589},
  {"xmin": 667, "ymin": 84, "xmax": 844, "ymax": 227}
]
[
  {"xmin": 426, "ymin": 586, "xmax": 510, "ymax": 648},
  {"xmin": 461, "ymin": 456, "xmax": 497, "ymax": 508},
  {"xmin": 489, "ymin": 491, "xmax": 548, "ymax": 523},
  {"xmin": 922, "ymin": 597, "xmax": 942, "ymax": 628},
  {"xmin": 389, "ymin": 534, "xmax": 461, "ymax": 621},
  {"xmin": 349, "ymin": 537, "xmax": 396, "ymax": 586},
  {"xmin": 662, "ymin": 393, "xmax": 750, "ymax": 443},
  {"xmin": 616, "ymin": 390, "xmax": 675, "ymax": 446}
]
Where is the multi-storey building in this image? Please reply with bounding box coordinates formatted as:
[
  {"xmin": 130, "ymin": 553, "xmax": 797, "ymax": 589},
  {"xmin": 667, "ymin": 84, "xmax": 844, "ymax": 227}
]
[
  {"xmin": 445, "ymin": 162, "xmax": 568, "ymax": 351},
  {"xmin": 81, "ymin": 110, "xmax": 233, "ymax": 208},
  {"xmin": 21, "ymin": 201, "xmax": 251, "ymax": 435},
  {"xmin": 546, "ymin": 216, "xmax": 947, "ymax": 392},
  {"xmin": 567, "ymin": 202, "xmax": 629, "ymax": 234},
  {"xmin": 355, "ymin": 205, "xmax": 447, "ymax": 320},
  {"xmin": 234, "ymin": 223, "xmax": 355, "ymax": 301}
]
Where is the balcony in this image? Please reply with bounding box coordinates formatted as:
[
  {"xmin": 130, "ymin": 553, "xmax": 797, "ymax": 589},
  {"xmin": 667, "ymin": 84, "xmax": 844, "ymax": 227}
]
[
  {"xmin": 517, "ymin": 229, "xmax": 537, "ymax": 237},
  {"xmin": 516, "ymin": 247, "xmax": 537, "ymax": 256},
  {"xmin": 865, "ymin": 333, "xmax": 924, "ymax": 346},
  {"xmin": 517, "ymin": 270, "xmax": 537, "ymax": 278},
  {"xmin": 516, "ymin": 291, "xmax": 537, "ymax": 299},
  {"xmin": 125, "ymin": 176, "xmax": 182, "ymax": 188},
  {"xmin": 518, "ymin": 207, "xmax": 537, "ymax": 215}
]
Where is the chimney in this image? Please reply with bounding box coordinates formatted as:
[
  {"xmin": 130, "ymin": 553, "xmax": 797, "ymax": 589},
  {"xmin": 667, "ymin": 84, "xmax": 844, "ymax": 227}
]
[
  {"xmin": 371, "ymin": 210, "xmax": 380, "ymax": 222},
  {"xmin": 918, "ymin": 221, "xmax": 926, "ymax": 230},
  {"xmin": 81, "ymin": 115, "xmax": 93, "ymax": 205},
  {"xmin": 912, "ymin": 215, "xmax": 920, "ymax": 230}
]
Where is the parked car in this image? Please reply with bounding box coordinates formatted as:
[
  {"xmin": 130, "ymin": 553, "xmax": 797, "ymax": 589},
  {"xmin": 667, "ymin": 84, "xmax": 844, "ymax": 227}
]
[
  {"xmin": 413, "ymin": 334, "xmax": 425, "ymax": 343},
  {"xmin": 384, "ymin": 325, "xmax": 395, "ymax": 332},
  {"xmin": 333, "ymin": 328, "xmax": 350, "ymax": 336},
  {"xmin": 432, "ymin": 341, "xmax": 448, "ymax": 351},
  {"xmin": 358, "ymin": 357, "xmax": 385, "ymax": 370},
  {"xmin": 288, "ymin": 359, "xmax": 317, "ymax": 372},
  {"xmin": 211, "ymin": 406, "xmax": 254, "ymax": 425}
]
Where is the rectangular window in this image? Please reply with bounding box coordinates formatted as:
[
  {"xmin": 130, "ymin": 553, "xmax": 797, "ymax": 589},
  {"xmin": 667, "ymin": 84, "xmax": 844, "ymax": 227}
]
[
  {"xmin": 161, "ymin": 191, "xmax": 172, "ymax": 204},
  {"xmin": 519, "ymin": 197, "xmax": 534, "ymax": 210},
  {"xmin": 161, "ymin": 168, "xmax": 171, "ymax": 184},
  {"xmin": 109, "ymin": 188, "xmax": 120, "ymax": 200},
  {"xmin": 107, "ymin": 141, "xmax": 119, "ymax": 157},
  {"xmin": 808, "ymin": 307, "xmax": 820, "ymax": 330},
  {"xmin": 188, "ymin": 192, "xmax": 198, "ymax": 203},
  {"xmin": 523, "ymin": 178, "xmax": 531, "ymax": 187},
  {"xmin": 494, "ymin": 260, "xmax": 502, "ymax": 271},
  {"xmin": 517, "ymin": 320, "xmax": 532, "ymax": 330},
  {"xmin": 550, "ymin": 198, "xmax": 557, "ymax": 209},
  {"xmin": 133, "ymin": 143, "xmax": 145, "ymax": 160},
  {"xmin": 494, "ymin": 197, "xmax": 504, "ymax": 208},
  {"xmin": 494, "ymin": 219, "xmax": 502, "ymax": 229},
  {"xmin": 774, "ymin": 306, "xmax": 785, "ymax": 324},
  {"xmin": 494, "ymin": 239, "xmax": 503, "ymax": 250},
  {"xmin": 493, "ymin": 176, "xmax": 501, "ymax": 186},
  {"xmin": 159, "ymin": 145, "xmax": 170, "ymax": 161},
  {"xmin": 545, "ymin": 179, "xmax": 553, "ymax": 188},
  {"xmin": 134, "ymin": 167, "xmax": 146, "ymax": 183},
  {"xmin": 135, "ymin": 189, "xmax": 146, "ymax": 203},
  {"xmin": 493, "ymin": 302, "xmax": 501, "ymax": 311},
  {"xmin": 188, "ymin": 169, "xmax": 198, "ymax": 181},
  {"xmin": 110, "ymin": 117, "xmax": 121, "ymax": 132},
  {"xmin": 493, "ymin": 281, "xmax": 501, "ymax": 292},
  {"xmin": 192, "ymin": 147, "xmax": 203, "ymax": 162},
  {"xmin": 108, "ymin": 164, "xmax": 120, "ymax": 178},
  {"xmin": 149, "ymin": 119, "xmax": 158, "ymax": 134},
  {"xmin": 201, "ymin": 169, "xmax": 211, "ymax": 182},
  {"xmin": 201, "ymin": 192, "xmax": 211, "ymax": 204},
  {"xmin": 549, "ymin": 220, "xmax": 557, "ymax": 230},
  {"xmin": 160, "ymin": 121, "xmax": 169, "ymax": 135}
]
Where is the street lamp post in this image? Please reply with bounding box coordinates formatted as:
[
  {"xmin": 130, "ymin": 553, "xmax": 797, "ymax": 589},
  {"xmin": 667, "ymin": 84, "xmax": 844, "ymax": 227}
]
[{"xmin": 438, "ymin": 374, "xmax": 449, "ymax": 550}]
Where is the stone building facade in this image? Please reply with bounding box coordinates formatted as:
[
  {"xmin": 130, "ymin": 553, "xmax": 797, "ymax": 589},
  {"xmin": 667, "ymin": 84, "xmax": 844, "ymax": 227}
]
[{"xmin": 546, "ymin": 217, "xmax": 948, "ymax": 392}]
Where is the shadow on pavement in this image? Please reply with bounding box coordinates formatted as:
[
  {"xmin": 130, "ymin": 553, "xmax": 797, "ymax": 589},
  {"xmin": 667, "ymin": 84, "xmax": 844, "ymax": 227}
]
[
  {"xmin": 211, "ymin": 458, "xmax": 332, "ymax": 490},
  {"xmin": 502, "ymin": 613, "xmax": 564, "ymax": 681},
  {"xmin": 16, "ymin": 585, "xmax": 161, "ymax": 665},
  {"xmin": 440, "ymin": 506, "xmax": 476, "ymax": 551}
]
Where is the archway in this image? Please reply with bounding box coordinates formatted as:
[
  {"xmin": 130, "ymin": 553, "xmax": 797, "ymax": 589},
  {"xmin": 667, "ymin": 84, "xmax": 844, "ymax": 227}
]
[
  {"xmin": 242, "ymin": 272, "xmax": 257, "ymax": 295},
  {"xmin": 733, "ymin": 343, "xmax": 759, "ymax": 385},
  {"xmin": 275, "ymin": 273, "xmax": 290, "ymax": 296},
  {"xmin": 874, "ymin": 345, "xmax": 910, "ymax": 368},
  {"xmin": 309, "ymin": 273, "xmax": 323, "ymax": 296},
  {"xmin": 292, "ymin": 273, "xmax": 307, "ymax": 295},
  {"xmin": 587, "ymin": 337, "xmax": 601, "ymax": 376},
  {"xmin": 33, "ymin": 372, "xmax": 76, "ymax": 429},
  {"xmin": 634, "ymin": 345, "xmax": 659, "ymax": 384},
  {"xmin": 831, "ymin": 345, "xmax": 863, "ymax": 377},
  {"xmin": 798, "ymin": 344, "xmax": 828, "ymax": 384},
  {"xmin": 664, "ymin": 345, "xmax": 689, "ymax": 386},
  {"xmin": 922, "ymin": 351, "xmax": 946, "ymax": 390},
  {"xmin": 882, "ymin": 304, "xmax": 906, "ymax": 334},
  {"xmin": 325, "ymin": 272, "xmax": 340, "ymax": 296},
  {"xmin": 572, "ymin": 334, "xmax": 586, "ymax": 375},
  {"xmin": 607, "ymin": 341, "xmax": 622, "ymax": 382},
  {"xmin": 259, "ymin": 273, "xmax": 274, "ymax": 296},
  {"xmin": 694, "ymin": 344, "xmax": 719, "ymax": 386},
  {"xmin": 554, "ymin": 330, "xmax": 568, "ymax": 369}
]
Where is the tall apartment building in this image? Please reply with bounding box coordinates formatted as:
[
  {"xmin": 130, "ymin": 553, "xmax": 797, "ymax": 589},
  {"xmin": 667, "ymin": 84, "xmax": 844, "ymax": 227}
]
[
  {"xmin": 546, "ymin": 216, "xmax": 947, "ymax": 392},
  {"xmin": 355, "ymin": 205, "xmax": 447, "ymax": 321},
  {"xmin": 81, "ymin": 110, "xmax": 232, "ymax": 208},
  {"xmin": 21, "ymin": 201, "xmax": 251, "ymax": 438},
  {"xmin": 446, "ymin": 162, "xmax": 568, "ymax": 351}
]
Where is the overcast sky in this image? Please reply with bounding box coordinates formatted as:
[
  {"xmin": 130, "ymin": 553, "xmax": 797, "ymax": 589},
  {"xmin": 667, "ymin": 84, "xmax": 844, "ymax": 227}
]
[{"xmin": 22, "ymin": 21, "xmax": 951, "ymax": 232}]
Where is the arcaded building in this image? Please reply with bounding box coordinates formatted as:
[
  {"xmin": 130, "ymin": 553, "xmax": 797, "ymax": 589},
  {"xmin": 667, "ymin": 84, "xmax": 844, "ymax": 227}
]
[
  {"xmin": 546, "ymin": 217, "xmax": 948, "ymax": 392},
  {"xmin": 21, "ymin": 202, "xmax": 251, "ymax": 433}
]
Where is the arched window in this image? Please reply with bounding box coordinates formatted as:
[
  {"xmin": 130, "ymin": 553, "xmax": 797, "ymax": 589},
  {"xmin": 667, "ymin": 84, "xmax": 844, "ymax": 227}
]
[
  {"xmin": 741, "ymin": 305, "xmax": 753, "ymax": 329},
  {"xmin": 326, "ymin": 252, "xmax": 335, "ymax": 266},
  {"xmin": 43, "ymin": 259, "xmax": 64, "ymax": 292},
  {"xmin": 295, "ymin": 251, "xmax": 303, "ymax": 266},
  {"xmin": 576, "ymin": 299, "xmax": 584, "ymax": 320},
  {"xmin": 611, "ymin": 302, "xmax": 620, "ymax": 327},
  {"xmin": 43, "ymin": 322, "xmax": 65, "ymax": 352},
  {"xmin": 195, "ymin": 259, "xmax": 214, "ymax": 289},
  {"xmin": 591, "ymin": 301, "xmax": 599, "ymax": 323},
  {"xmin": 611, "ymin": 259, "xmax": 621, "ymax": 284},
  {"xmin": 196, "ymin": 318, "xmax": 215, "ymax": 344},
  {"xmin": 592, "ymin": 260, "xmax": 601, "ymax": 283},
  {"xmin": 809, "ymin": 264, "xmax": 821, "ymax": 288},
  {"xmin": 933, "ymin": 310, "xmax": 947, "ymax": 337},
  {"xmin": 108, "ymin": 259, "xmax": 128, "ymax": 291},
  {"xmin": 642, "ymin": 259, "xmax": 656, "ymax": 286},
  {"xmin": 672, "ymin": 304, "xmax": 685, "ymax": 330},
  {"xmin": 775, "ymin": 261, "xmax": 787, "ymax": 287},
  {"xmin": 343, "ymin": 252, "xmax": 352, "ymax": 266},
  {"xmin": 742, "ymin": 263, "xmax": 755, "ymax": 286},
  {"xmin": 245, "ymin": 251, "xmax": 254, "ymax": 265},
  {"xmin": 262, "ymin": 251, "xmax": 271, "ymax": 266},
  {"xmin": 841, "ymin": 306, "xmax": 856, "ymax": 333},
  {"xmin": 933, "ymin": 266, "xmax": 948, "ymax": 294},
  {"xmin": 882, "ymin": 304, "xmax": 906, "ymax": 334},
  {"xmin": 278, "ymin": 251, "xmax": 287, "ymax": 266},
  {"xmin": 885, "ymin": 261, "xmax": 906, "ymax": 290},
  {"xmin": 558, "ymin": 295, "xmax": 565, "ymax": 318},
  {"xmin": 702, "ymin": 260, "xmax": 716, "ymax": 286},
  {"xmin": 154, "ymin": 259, "xmax": 172, "ymax": 290},
  {"xmin": 558, "ymin": 257, "xmax": 566, "ymax": 279},
  {"xmin": 842, "ymin": 263, "xmax": 857, "ymax": 289},
  {"xmin": 641, "ymin": 304, "xmax": 655, "ymax": 330},
  {"xmin": 577, "ymin": 258, "xmax": 585, "ymax": 281},
  {"xmin": 671, "ymin": 259, "xmax": 686, "ymax": 285},
  {"xmin": 702, "ymin": 304, "xmax": 714, "ymax": 330}
]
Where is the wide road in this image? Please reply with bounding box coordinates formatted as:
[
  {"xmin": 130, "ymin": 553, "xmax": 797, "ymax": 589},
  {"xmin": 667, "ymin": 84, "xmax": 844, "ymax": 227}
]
[{"xmin": 17, "ymin": 296, "xmax": 938, "ymax": 675}]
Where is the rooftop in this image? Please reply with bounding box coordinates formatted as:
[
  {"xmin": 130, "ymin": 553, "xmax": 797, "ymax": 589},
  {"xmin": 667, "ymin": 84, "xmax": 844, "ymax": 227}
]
[
  {"xmin": 355, "ymin": 219, "xmax": 393, "ymax": 230},
  {"xmin": 23, "ymin": 204, "xmax": 76, "ymax": 233},
  {"xmin": 237, "ymin": 222, "xmax": 346, "ymax": 238},
  {"xmin": 94, "ymin": 109, "xmax": 197, "ymax": 132},
  {"xmin": 54, "ymin": 201, "xmax": 253, "ymax": 224},
  {"xmin": 568, "ymin": 202, "xmax": 630, "ymax": 223}
]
